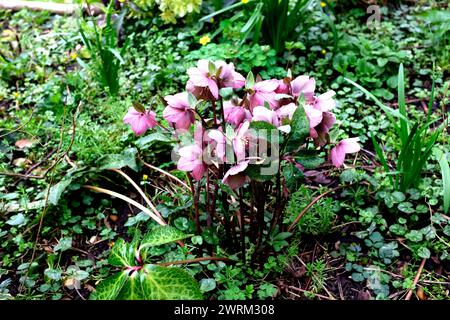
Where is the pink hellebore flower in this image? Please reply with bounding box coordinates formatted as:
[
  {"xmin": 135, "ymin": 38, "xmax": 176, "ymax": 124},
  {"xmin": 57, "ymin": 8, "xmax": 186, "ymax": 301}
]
[
  {"xmin": 277, "ymin": 103, "xmax": 297, "ymax": 121},
  {"xmin": 222, "ymin": 160, "xmax": 249, "ymax": 189},
  {"xmin": 187, "ymin": 60, "xmax": 244, "ymax": 100},
  {"xmin": 252, "ymin": 106, "xmax": 280, "ymax": 127},
  {"xmin": 224, "ymin": 102, "xmax": 249, "ymax": 126},
  {"xmin": 177, "ymin": 145, "xmax": 206, "ymax": 180},
  {"xmin": 163, "ymin": 92, "xmax": 195, "ymax": 130},
  {"xmin": 232, "ymin": 121, "xmax": 250, "ymax": 162},
  {"xmin": 247, "ymin": 80, "xmax": 279, "ymax": 111},
  {"xmin": 207, "ymin": 129, "xmax": 226, "ymax": 163},
  {"xmin": 314, "ymin": 90, "xmax": 336, "ymax": 112},
  {"xmin": 330, "ymin": 138, "xmax": 361, "ymax": 168},
  {"xmin": 291, "ymin": 75, "xmax": 315, "ymax": 101},
  {"xmin": 123, "ymin": 107, "xmax": 157, "ymax": 136},
  {"xmin": 276, "ymin": 78, "xmax": 290, "ymax": 94},
  {"xmin": 304, "ymin": 104, "xmax": 323, "ymax": 128}
]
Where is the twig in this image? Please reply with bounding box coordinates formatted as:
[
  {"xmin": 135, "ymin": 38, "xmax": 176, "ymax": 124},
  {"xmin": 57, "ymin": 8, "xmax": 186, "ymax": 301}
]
[
  {"xmin": 287, "ymin": 286, "xmax": 335, "ymax": 300},
  {"xmin": 110, "ymin": 168, "xmax": 164, "ymax": 222},
  {"xmin": 288, "ymin": 186, "xmax": 343, "ymax": 232},
  {"xmin": 141, "ymin": 161, "xmax": 190, "ymax": 190},
  {"xmin": 405, "ymin": 258, "xmax": 426, "ymax": 300},
  {"xmin": 156, "ymin": 256, "xmax": 235, "ymax": 267},
  {"xmin": 83, "ymin": 185, "xmax": 166, "ymax": 226}
]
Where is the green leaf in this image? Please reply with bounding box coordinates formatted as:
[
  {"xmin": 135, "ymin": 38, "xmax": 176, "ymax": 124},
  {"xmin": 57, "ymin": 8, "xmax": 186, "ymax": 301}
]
[
  {"xmin": 90, "ymin": 271, "xmax": 128, "ymax": 300},
  {"xmin": 49, "ymin": 178, "xmax": 72, "ymax": 206},
  {"xmin": 135, "ymin": 132, "xmax": 173, "ymax": 149},
  {"xmin": 140, "ymin": 265, "xmax": 203, "ymax": 300},
  {"xmin": 99, "ymin": 148, "xmax": 138, "ymax": 171},
  {"xmin": 417, "ymin": 247, "xmax": 431, "ymax": 259},
  {"xmin": 54, "ymin": 237, "xmax": 72, "ymax": 252},
  {"xmin": 140, "ymin": 226, "xmax": 192, "ymax": 249},
  {"xmin": 405, "ymin": 230, "xmax": 423, "ymax": 242},
  {"xmin": 295, "ymin": 150, "xmax": 324, "ymax": 169},
  {"xmin": 284, "ymin": 105, "xmax": 309, "ymax": 153},
  {"xmin": 44, "ymin": 268, "xmax": 62, "ymax": 281},
  {"xmin": 6, "ymin": 213, "xmax": 26, "ymax": 226},
  {"xmin": 108, "ymin": 238, "xmax": 136, "ymax": 267},
  {"xmin": 132, "ymin": 101, "xmax": 145, "ymax": 113},
  {"xmin": 398, "ymin": 64, "xmax": 408, "ymax": 147},
  {"xmin": 344, "ymin": 77, "xmax": 409, "ymax": 124},
  {"xmin": 433, "ymin": 148, "xmax": 450, "ymax": 213},
  {"xmin": 199, "ymin": 278, "xmax": 216, "ymax": 292},
  {"xmin": 245, "ymin": 71, "xmax": 254, "ymax": 89}
]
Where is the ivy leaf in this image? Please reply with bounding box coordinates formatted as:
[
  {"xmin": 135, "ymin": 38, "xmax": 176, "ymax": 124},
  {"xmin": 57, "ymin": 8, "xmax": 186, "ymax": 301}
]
[
  {"xmin": 49, "ymin": 178, "xmax": 72, "ymax": 206},
  {"xmin": 6, "ymin": 213, "xmax": 27, "ymax": 226},
  {"xmin": 99, "ymin": 147, "xmax": 138, "ymax": 171},
  {"xmin": 417, "ymin": 247, "xmax": 431, "ymax": 259},
  {"xmin": 140, "ymin": 226, "xmax": 192, "ymax": 249},
  {"xmin": 199, "ymin": 278, "xmax": 216, "ymax": 293},
  {"xmin": 295, "ymin": 150, "xmax": 324, "ymax": 169},
  {"xmin": 54, "ymin": 237, "xmax": 72, "ymax": 252},
  {"xmin": 135, "ymin": 132, "xmax": 173, "ymax": 149},
  {"xmin": 140, "ymin": 265, "xmax": 203, "ymax": 300},
  {"xmin": 108, "ymin": 238, "xmax": 136, "ymax": 267},
  {"xmin": 284, "ymin": 105, "xmax": 309, "ymax": 153},
  {"xmin": 90, "ymin": 271, "xmax": 128, "ymax": 300}
]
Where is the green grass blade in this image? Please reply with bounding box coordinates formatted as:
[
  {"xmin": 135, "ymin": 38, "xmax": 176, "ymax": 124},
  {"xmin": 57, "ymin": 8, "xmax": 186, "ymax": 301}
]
[
  {"xmin": 398, "ymin": 64, "xmax": 408, "ymax": 147},
  {"xmin": 371, "ymin": 132, "xmax": 393, "ymax": 186},
  {"xmin": 344, "ymin": 77, "xmax": 410, "ymax": 125},
  {"xmin": 434, "ymin": 148, "xmax": 450, "ymax": 213}
]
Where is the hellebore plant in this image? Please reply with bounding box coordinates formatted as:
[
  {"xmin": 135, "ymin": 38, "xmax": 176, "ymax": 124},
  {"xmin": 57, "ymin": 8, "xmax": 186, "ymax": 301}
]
[{"xmin": 123, "ymin": 59, "xmax": 360, "ymax": 262}]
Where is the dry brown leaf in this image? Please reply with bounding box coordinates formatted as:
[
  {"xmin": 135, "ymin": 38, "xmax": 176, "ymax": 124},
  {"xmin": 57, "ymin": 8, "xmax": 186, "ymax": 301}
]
[
  {"xmin": 15, "ymin": 139, "xmax": 34, "ymax": 149},
  {"xmin": 13, "ymin": 157, "xmax": 31, "ymax": 167}
]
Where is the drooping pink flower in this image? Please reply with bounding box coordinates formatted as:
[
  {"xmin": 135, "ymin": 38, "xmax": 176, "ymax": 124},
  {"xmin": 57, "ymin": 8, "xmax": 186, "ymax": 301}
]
[
  {"xmin": 177, "ymin": 145, "xmax": 206, "ymax": 180},
  {"xmin": 163, "ymin": 92, "xmax": 195, "ymax": 130},
  {"xmin": 330, "ymin": 138, "xmax": 361, "ymax": 167},
  {"xmin": 277, "ymin": 103, "xmax": 297, "ymax": 121},
  {"xmin": 232, "ymin": 121, "xmax": 250, "ymax": 162},
  {"xmin": 207, "ymin": 129, "xmax": 226, "ymax": 163},
  {"xmin": 187, "ymin": 60, "xmax": 244, "ymax": 100},
  {"xmin": 222, "ymin": 160, "xmax": 249, "ymax": 189},
  {"xmin": 314, "ymin": 90, "xmax": 336, "ymax": 111},
  {"xmin": 123, "ymin": 107, "xmax": 157, "ymax": 136},
  {"xmin": 276, "ymin": 78, "xmax": 291, "ymax": 94},
  {"xmin": 252, "ymin": 106, "xmax": 280, "ymax": 127},
  {"xmin": 304, "ymin": 104, "xmax": 323, "ymax": 128},
  {"xmin": 291, "ymin": 75, "xmax": 315, "ymax": 101},
  {"xmin": 224, "ymin": 102, "xmax": 248, "ymax": 126},
  {"xmin": 310, "ymin": 111, "xmax": 336, "ymax": 145},
  {"xmin": 247, "ymin": 80, "xmax": 279, "ymax": 111}
]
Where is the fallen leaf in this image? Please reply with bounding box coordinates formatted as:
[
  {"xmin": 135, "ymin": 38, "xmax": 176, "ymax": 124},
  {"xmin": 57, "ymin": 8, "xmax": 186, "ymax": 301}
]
[
  {"xmin": 88, "ymin": 235, "xmax": 98, "ymax": 244},
  {"xmin": 13, "ymin": 157, "xmax": 31, "ymax": 167},
  {"xmin": 64, "ymin": 278, "xmax": 81, "ymax": 290},
  {"xmin": 15, "ymin": 139, "xmax": 34, "ymax": 149},
  {"xmin": 417, "ymin": 287, "xmax": 426, "ymax": 300}
]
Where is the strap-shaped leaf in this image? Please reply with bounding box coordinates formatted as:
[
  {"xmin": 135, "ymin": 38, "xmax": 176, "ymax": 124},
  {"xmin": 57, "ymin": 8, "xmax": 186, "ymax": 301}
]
[
  {"xmin": 140, "ymin": 226, "xmax": 192, "ymax": 249},
  {"xmin": 140, "ymin": 265, "xmax": 203, "ymax": 300},
  {"xmin": 90, "ymin": 271, "xmax": 128, "ymax": 300},
  {"xmin": 108, "ymin": 238, "xmax": 136, "ymax": 267}
]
